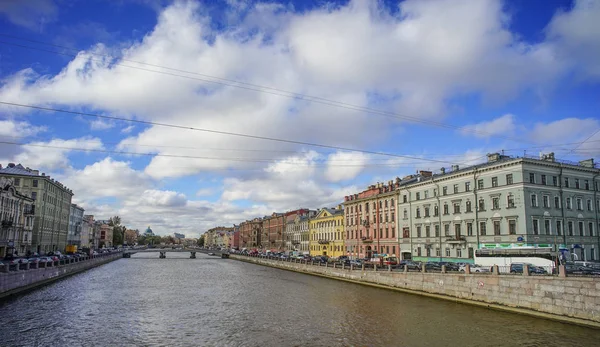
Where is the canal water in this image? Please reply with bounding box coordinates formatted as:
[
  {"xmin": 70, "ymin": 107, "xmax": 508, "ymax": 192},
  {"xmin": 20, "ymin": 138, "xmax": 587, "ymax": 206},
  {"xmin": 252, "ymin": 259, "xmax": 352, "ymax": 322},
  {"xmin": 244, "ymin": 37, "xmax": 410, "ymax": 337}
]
[{"xmin": 1, "ymin": 252, "xmax": 599, "ymax": 347}]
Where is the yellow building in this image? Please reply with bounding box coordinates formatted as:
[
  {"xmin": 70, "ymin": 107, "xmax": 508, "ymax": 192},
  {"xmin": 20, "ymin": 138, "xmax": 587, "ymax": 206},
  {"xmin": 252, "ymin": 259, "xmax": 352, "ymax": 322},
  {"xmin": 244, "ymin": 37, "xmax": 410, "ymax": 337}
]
[{"xmin": 309, "ymin": 206, "xmax": 345, "ymax": 258}]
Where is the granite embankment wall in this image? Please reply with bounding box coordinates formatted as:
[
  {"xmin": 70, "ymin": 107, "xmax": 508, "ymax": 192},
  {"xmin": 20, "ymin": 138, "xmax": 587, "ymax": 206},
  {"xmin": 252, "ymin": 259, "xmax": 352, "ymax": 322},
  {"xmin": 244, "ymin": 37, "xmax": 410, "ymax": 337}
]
[
  {"xmin": 231, "ymin": 255, "xmax": 600, "ymax": 328},
  {"xmin": 0, "ymin": 253, "xmax": 122, "ymax": 300}
]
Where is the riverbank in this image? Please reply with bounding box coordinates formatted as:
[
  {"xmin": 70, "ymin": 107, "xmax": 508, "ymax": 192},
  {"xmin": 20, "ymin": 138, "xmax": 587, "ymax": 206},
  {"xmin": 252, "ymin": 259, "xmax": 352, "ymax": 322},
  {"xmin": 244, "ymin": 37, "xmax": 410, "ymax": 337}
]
[
  {"xmin": 0, "ymin": 252, "xmax": 122, "ymax": 301},
  {"xmin": 231, "ymin": 255, "xmax": 600, "ymax": 329}
]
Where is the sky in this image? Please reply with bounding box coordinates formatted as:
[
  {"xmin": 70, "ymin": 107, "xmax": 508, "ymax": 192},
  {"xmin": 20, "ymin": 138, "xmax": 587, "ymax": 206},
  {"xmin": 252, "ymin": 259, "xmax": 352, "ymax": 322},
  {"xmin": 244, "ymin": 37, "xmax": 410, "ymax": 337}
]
[{"xmin": 0, "ymin": 0, "xmax": 599, "ymax": 238}]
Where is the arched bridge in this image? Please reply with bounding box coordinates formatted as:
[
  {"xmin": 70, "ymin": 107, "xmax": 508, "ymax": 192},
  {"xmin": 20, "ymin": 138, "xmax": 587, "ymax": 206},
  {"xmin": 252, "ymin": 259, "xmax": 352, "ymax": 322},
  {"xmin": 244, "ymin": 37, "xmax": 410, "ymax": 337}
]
[{"xmin": 122, "ymin": 248, "xmax": 229, "ymax": 259}]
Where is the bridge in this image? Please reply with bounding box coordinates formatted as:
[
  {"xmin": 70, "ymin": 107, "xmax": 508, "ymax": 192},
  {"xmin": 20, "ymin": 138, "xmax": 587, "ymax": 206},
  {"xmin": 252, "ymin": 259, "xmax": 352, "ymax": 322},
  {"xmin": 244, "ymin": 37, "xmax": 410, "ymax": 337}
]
[{"xmin": 122, "ymin": 248, "xmax": 229, "ymax": 259}]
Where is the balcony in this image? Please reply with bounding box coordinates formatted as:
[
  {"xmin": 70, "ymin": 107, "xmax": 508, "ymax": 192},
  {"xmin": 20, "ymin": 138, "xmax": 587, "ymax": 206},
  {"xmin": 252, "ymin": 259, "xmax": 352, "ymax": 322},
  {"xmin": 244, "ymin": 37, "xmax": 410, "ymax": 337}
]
[
  {"xmin": 1, "ymin": 220, "xmax": 13, "ymax": 228},
  {"xmin": 318, "ymin": 239, "xmax": 330, "ymax": 244},
  {"xmin": 292, "ymin": 241, "xmax": 300, "ymax": 245},
  {"xmin": 361, "ymin": 236, "xmax": 373, "ymax": 243},
  {"xmin": 446, "ymin": 236, "xmax": 466, "ymax": 244}
]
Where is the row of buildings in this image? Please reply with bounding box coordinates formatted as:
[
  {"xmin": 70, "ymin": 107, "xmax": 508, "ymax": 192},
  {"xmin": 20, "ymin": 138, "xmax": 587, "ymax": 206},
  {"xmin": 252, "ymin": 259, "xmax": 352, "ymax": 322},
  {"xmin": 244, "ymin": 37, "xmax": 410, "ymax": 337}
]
[
  {"xmin": 204, "ymin": 153, "xmax": 600, "ymax": 263},
  {"xmin": 0, "ymin": 163, "xmax": 118, "ymax": 257}
]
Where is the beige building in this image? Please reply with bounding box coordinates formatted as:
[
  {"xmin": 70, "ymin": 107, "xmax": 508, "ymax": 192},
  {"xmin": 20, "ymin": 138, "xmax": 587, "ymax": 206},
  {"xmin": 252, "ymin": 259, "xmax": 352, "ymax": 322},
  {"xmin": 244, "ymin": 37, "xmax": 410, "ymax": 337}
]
[
  {"xmin": 0, "ymin": 177, "xmax": 35, "ymax": 257},
  {"xmin": 0, "ymin": 163, "xmax": 73, "ymax": 254}
]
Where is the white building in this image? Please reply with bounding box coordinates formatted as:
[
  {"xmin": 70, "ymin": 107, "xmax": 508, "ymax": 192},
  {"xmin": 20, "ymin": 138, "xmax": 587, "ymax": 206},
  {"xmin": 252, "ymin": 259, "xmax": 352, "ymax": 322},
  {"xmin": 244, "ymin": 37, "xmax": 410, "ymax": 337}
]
[{"xmin": 0, "ymin": 177, "xmax": 35, "ymax": 257}]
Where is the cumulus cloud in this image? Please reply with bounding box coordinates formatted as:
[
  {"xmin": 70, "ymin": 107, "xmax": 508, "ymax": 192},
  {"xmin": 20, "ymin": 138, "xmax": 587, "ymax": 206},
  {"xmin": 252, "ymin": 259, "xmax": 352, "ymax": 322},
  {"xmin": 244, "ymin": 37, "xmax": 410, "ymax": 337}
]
[
  {"xmin": 528, "ymin": 118, "xmax": 600, "ymax": 158},
  {"xmin": 89, "ymin": 119, "xmax": 115, "ymax": 131},
  {"xmin": 12, "ymin": 137, "xmax": 104, "ymax": 170},
  {"xmin": 325, "ymin": 151, "xmax": 369, "ymax": 182},
  {"xmin": 0, "ymin": 119, "xmax": 46, "ymax": 137},
  {"xmin": 460, "ymin": 114, "xmax": 516, "ymax": 139}
]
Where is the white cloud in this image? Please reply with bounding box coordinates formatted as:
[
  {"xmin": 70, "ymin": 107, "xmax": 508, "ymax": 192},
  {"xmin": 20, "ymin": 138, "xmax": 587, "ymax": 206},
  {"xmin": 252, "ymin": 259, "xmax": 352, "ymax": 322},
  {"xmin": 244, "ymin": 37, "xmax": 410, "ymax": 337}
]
[
  {"xmin": 136, "ymin": 189, "xmax": 187, "ymax": 207},
  {"xmin": 460, "ymin": 114, "xmax": 516, "ymax": 139},
  {"xmin": 325, "ymin": 151, "xmax": 369, "ymax": 182},
  {"xmin": 89, "ymin": 119, "xmax": 115, "ymax": 131},
  {"xmin": 0, "ymin": 119, "xmax": 46, "ymax": 137},
  {"xmin": 528, "ymin": 118, "xmax": 600, "ymax": 158},
  {"xmin": 121, "ymin": 125, "xmax": 135, "ymax": 134},
  {"xmin": 13, "ymin": 137, "xmax": 104, "ymax": 170},
  {"xmin": 0, "ymin": 0, "xmax": 58, "ymax": 31}
]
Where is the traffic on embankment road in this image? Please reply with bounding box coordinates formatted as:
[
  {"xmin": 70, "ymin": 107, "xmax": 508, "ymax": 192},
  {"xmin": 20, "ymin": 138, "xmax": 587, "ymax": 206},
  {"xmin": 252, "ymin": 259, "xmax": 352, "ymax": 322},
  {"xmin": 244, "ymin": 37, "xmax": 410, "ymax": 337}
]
[
  {"xmin": 0, "ymin": 250, "xmax": 122, "ymax": 300},
  {"xmin": 230, "ymin": 252, "xmax": 600, "ymax": 329}
]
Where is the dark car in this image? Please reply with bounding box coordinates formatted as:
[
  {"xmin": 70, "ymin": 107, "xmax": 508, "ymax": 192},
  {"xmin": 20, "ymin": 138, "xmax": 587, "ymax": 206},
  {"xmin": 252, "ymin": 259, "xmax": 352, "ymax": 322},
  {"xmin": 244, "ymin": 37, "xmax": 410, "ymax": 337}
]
[
  {"xmin": 399, "ymin": 260, "xmax": 421, "ymax": 271},
  {"xmin": 510, "ymin": 263, "xmax": 547, "ymax": 274}
]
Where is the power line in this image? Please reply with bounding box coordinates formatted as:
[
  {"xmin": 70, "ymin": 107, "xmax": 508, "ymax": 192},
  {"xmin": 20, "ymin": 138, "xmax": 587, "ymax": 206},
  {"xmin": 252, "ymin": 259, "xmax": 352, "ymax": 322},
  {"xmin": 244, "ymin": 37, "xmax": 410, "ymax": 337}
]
[
  {"xmin": 567, "ymin": 128, "xmax": 600, "ymax": 155},
  {"xmin": 0, "ymin": 101, "xmax": 462, "ymax": 165},
  {"xmin": 0, "ymin": 36, "xmax": 534, "ymax": 143}
]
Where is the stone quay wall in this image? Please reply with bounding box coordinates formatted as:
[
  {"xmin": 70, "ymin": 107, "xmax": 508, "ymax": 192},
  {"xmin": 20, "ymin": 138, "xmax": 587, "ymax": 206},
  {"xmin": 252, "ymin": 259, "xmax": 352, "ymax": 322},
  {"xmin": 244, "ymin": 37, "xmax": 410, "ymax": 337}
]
[
  {"xmin": 231, "ymin": 255, "xmax": 600, "ymax": 328},
  {"xmin": 0, "ymin": 253, "xmax": 122, "ymax": 300}
]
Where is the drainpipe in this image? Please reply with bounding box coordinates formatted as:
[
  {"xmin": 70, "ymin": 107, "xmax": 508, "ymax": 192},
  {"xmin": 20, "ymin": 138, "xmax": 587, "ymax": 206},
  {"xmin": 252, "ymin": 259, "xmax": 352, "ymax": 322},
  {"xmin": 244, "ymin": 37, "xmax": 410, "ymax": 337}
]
[
  {"xmin": 559, "ymin": 165, "xmax": 567, "ymax": 254},
  {"xmin": 593, "ymin": 171, "xmax": 599, "ymax": 260},
  {"xmin": 406, "ymin": 187, "xmax": 413, "ymax": 260},
  {"xmin": 433, "ymin": 177, "xmax": 442, "ymax": 262},
  {"xmin": 474, "ymin": 168, "xmax": 480, "ymax": 256},
  {"xmin": 376, "ymin": 194, "xmax": 380, "ymax": 256}
]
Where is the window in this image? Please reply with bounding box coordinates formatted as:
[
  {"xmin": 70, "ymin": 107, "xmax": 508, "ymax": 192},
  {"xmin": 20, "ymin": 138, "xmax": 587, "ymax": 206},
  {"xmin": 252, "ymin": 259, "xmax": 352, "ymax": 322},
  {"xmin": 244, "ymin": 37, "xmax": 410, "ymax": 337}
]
[
  {"xmin": 14, "ymin": 178, "xmax": 20, "ymax": 186},
  {"xmin": 544, "ymin": 220, "xmax": 551, "ymax": 235},
  {"xmin": 443, "ymin": 204, "xmax": 449, "ymax": 215},
  {"xmin": 588, "ymin": 200, "xmax": 593, "ymax": 211},
  {"xmin": 506, "ymin": 174, "xmax": 513, "ymax": 185},
  {"xmin": 391, "ymin": 198, "xmax": 394, "ymax": 206},
  {"xmin": 543, "ymin": 196, "xmax": 549, "ymax": 208},
  {"xmin": 466, "ymin": 200, "xmax": 472, "ymax": 212},
  {"xmin": 578, "ymin": 222, "xmax": 584, "ymax": 236},
  {"xmin": 417, "ymin": 226, "xmax": 421, "ymax": 237},
  {"xmin": 445, "ymin": 248, "xmax": 450, "ymax": 257},
  {"xmin": 403, "ymin": 209, "xmax": 408, "ymax": 219},
  {"xmin": 575, "ymin": 179, "xmax": 580, "ymax": 189},
  {"xmin": 480, "ymin": 222, "xmax": 486, "ymax": 236},
  {"xmin": 494, "ymin": 221, "xmax": 500, "ymax": 235},
  {"xmin": 541, "ymin": 175, "xmax": 546, "ymax": 185},
  {"xmin": 589, "ymin": 222, "xmax": 594, "ymax": 237},
  {"xmin": 391, "ymin": 228, "xmax": 395, "ymax": 238},
  {"xmin": 465, "ymin": 182, "xmax": 471, "ymax": 191},
  {"xmin": 391, "ymin": 212, "xmax": 395, "ymax": 222},
  {"xmin": 31, "ymin": 192, "xmax": 37, "ymax": 200},
  {"xmin": 416, "ymin": 192, "xmax": 421, "ymax": 200},
  {"xmin": 492, "ymin": 197, "xmax": 500, "ymax": 210},
  {"xmin": 453, "ymin": 184, "xmax": 459, "ymax": 194},
  {"xmin": 568, "ymin": 221, "xmax": 574, "ymax": 236},
  {"xmin": 444, "ymin": 224, "xmax": 450, "ymax": 236},
  {"xmin": 436, "ymin": 248, "xmax": 440, "ymax": 257},
  {"xmin": 566, "ymin": 198, "xmax": 572, "ymax": 209},
  {"xmin": 424, "ymin": 191, "xmax": 429, "ymax": 199},
  {"xmin": 577, "ymin": 198, "xmax": 583, "ymax": 210},
  {"xmin": 416, "ymin": 208, "xmax": 421, "ymax": 218},
  {"xmin": 417, "ymin": 247, "xmax": 421, "ymax": 257},
  {"xmin": 426, "ymin": 248, "xmax": 431, "ymax": 257},
  {"xmin": 554, "ymin": 196, "xmax": 560, "ymax": 208},
  {"xmin": 403, "ymin": 228, "xmax": 410, "ymax": 238},
  {"xmin": 457, "ymin": 248, "xmax": 462, "ymax": 258},
  {"xmin": 425, "ymin": 226, "xmax": 430, "ymax": 237},
  {"xmin": 564, "ymin": 177, "xmax": 569, "ymax": 188},
  {"xmin": 453, "ymin": 203, "xmax": 461, "ymax": 214},
  {"xmin": 585, "ymin": 180, "xmax": 589, "ymax": 190},
  {"xmin": 455, "ymin": 224, "xmax": 461, "ymax": 237},
  {"xmin": 529, "ymin": 173, "xmax": 535, "ymax": 183},
  {"xmin": 507, "ymin": 194, "xmax": 515, "ymax": 208},
  {"xmin": 509, "ymin": 220, "xmax": 516, "ymax": 235},
  {"xmin": 477, "ymin": 179, "xmax": 484, "ymax": 190},
  {"xmin": 434, "ymin": 205, "xmax": 439, "ymax": 216},
  {"xmin": 478, "ymin": 199, "xmax": 485, "ymax": 211},
  {"xmin": 553, "ymin": 176, "xmax": 558, "ymax": 186},
  {"xmin": 33, "ymin": 179, "xmax": 38, "ymax": 187},
  {"xmin": 492, "ymin": 177, "xmax": 498, "ymax": 187},
  {"xmin": 403, "ymin": 195, "xmax": 407, "ymax": 203},
  {"xmin": 443, "ymin": 187, "xmax": 448, "ymax": 196},
  {"xmin": 467, "ymin": 222, "xmax": 473, "ymax": 236},
  {"xmin": 424, "ymin": 207, "xmax": 430, "ymax": 217},
  {"xmin": 435, "ymin": 225, "xmax": 440, "ymax": 237},
  {"xmin": 433, "ymin": 189, "xmax": 437, "ymax": 197},
  {"xmin": 592, "ymin": 248, "xmax": 596, "ymax": 261},
  {"xmin": 531, "ymin": 194, "xmax": 538, "ymax": 207},
  {"xmin": 533, "ymin": 219, "xmax": 539, "ymax": 235},
  {"xmin": 556, "ymin": 221, "xmax": 562, "ymax": 236}
]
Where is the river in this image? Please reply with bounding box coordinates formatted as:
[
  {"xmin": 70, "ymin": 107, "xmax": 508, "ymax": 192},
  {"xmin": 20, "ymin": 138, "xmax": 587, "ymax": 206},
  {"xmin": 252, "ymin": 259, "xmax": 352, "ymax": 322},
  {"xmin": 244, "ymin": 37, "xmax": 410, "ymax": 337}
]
[{"xmin": 0, "ymin": 252, "xmax": 599, "ymax": 346}]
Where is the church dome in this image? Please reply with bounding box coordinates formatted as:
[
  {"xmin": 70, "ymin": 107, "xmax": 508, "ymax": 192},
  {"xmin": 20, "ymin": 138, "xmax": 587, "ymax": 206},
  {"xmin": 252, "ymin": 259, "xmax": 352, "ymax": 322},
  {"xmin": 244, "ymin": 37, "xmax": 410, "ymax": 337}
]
[{"xmin": 144, "ymin": 226, "xmax": 154, "ymax": 236}]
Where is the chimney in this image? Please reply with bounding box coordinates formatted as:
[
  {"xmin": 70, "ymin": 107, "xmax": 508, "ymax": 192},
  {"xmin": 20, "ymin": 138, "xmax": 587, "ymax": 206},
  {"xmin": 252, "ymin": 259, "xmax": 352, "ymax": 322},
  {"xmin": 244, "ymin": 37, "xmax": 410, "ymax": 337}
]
[
  {"xmin": 32, "ymin": 170, "xmax": 39, "ymax": 175},
  {"xmin": 451, "ymin": 165, "xmax": 460, "ymax": 172},
  {"xmin": 8, "ymin": 163, "xmax": 15, "ymax": 168},
  {"xmin": 42, "ymin": 173, "xmax": 45, "ymax": 176},
  {"xmin": 440, "ymin": 167, "xmax": 446, "ymax": 174},
  {"xmin": 579, "ymin": 159, "xmax": 595, "ymax": 168},
  {"xmin": 487, "ymin": 153, "xmax": 501, "ymax": 163},
  {"xmin": 419, "ymin": 170, "xmax": 433, "ymax": 178}
]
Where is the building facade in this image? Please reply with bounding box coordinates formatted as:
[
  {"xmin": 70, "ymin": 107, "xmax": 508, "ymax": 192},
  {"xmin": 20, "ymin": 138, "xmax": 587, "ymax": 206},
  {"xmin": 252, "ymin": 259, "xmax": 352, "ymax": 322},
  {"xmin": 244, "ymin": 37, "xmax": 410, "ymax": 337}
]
[
  {"xmin": 96, "ymin": 221, "xmax": 113, "ymax": 248},
  {"xmin": 398, "ymin": 153, "xmax": 600, "ymax": 263},
  {"xmin": 68, "ymin": 204, "xmax": 85, "ymax": 247},
  {"xmin": 204, "ymin": 226, "xmax": 233, "ymax": 248},
  {"xmin": 344, "ymin": 180, "xmax": 399, "ymax": 259},
  {"xmin": 262, "ymin": 213, "xmax": 285, "ymax": 251},
  {"xmin": 239, "ymin": 218, "xmax": 263, "ymax": 249},
  {"xmin": 285, "ymin": 209, "xmax": 316, "ymax": 254},
  {"xmin": 309, "ymin": 206, "xmax": 345, "ymax": 258},
  {"xmin": 0, "ymin": 177, "xmax": 35, "ymax": 257},
  {"xmin": 81, "ymin": 215, "xmax": 95, "ymax": 249},
  {"xmin": 0, "ymin": 163, "xmax": 73, "ymax": 254}
]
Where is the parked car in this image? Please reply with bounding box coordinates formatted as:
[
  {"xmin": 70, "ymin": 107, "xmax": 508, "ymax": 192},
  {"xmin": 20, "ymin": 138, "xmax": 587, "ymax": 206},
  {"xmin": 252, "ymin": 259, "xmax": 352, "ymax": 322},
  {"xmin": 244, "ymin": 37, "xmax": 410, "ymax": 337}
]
[
  {"xmin": 510, "ymin": 263, "xmax": 547, "ymax": 274},
  {"xmin": 459, "ymin": 264, "xmax": 490, "ymax": 273},
  {"xmin": 399, "ymin": 260, "xmax": 421, "ymax": 271}
]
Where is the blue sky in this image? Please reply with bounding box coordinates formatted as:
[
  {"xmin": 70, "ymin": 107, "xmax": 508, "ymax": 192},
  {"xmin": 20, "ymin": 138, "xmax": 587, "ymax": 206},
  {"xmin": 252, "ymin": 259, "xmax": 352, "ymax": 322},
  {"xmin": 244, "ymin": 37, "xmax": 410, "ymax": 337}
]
[{"xmin": 0, "ymin": 0, "xmax": 599, "ymax": 236}]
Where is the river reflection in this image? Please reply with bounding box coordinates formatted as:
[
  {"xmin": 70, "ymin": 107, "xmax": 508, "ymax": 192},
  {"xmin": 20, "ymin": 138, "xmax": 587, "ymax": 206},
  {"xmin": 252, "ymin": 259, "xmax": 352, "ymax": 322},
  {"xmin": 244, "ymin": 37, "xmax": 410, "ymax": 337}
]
[{"xmin": 0, "ymin": 252, "xmax": 599, "ymax": 346}]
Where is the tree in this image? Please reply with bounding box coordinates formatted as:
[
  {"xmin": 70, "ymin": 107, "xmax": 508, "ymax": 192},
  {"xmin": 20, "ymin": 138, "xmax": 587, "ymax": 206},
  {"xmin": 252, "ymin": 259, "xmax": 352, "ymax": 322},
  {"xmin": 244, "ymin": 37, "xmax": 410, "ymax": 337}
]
[
  {"xmin": 198, "ymin": 235, "xmax": 205, "ymax": 247},
  {"xmin": 108, "ymin": 216, "xmax": 121, "ymax": 227}
]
